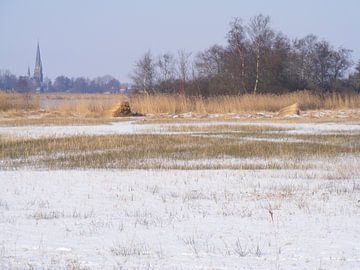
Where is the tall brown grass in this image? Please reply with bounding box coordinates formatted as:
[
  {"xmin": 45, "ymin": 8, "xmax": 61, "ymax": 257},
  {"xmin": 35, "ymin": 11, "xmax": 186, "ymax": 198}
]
[
  {"xmin": 0, "ymin": 91, "xmax": 40, "ymax": 111},
  {"xmin": 52, "ymin": 100, "xmax": 114, "ymax": 117},
  {"xmin": 131, "ymin": 91, "xmax": 360, "ymax": 114},
  {"xmin": 42, "ymin": 92, "xmax": 125, "ymax": 100},
  {"xmin": 40, "ymin": 93, "xmax": 127, "ymax": 117},
  {"xmin": 2, "ymin": 90, "xmax": 360, "ymax": 116},
  {"xmin": 0, "ymin": 91, "xmax": 126, "ymax": 117}
]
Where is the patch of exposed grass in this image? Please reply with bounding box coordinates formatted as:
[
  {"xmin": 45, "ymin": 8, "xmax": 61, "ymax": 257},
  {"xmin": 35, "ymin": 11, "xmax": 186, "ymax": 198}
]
[
  {"xmin": 211, "ymin": 131, "xmax": 360, "ymax": 147},
  {"xmin": 292, "ymin": 133, "xmax": 360, "ymax": 146},
  {"xmin": 0, "ymin": 116, "xmax": 133, "ymax": 126},
  {"xmin": 1, "ymin": 132, "xmax": 359, "ymax": 169},
  {"xmin": 161, "ymin": 124, "xmax": 290, "ymax": 134}
]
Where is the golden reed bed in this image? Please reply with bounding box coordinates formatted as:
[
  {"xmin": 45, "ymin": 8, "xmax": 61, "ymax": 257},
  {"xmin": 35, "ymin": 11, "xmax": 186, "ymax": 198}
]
[
  {"xmin": 1, "ymin": 91, "xmax": 360, "ymax": 116},
  {"xmin": 131, "ymin": 91, "xmax": 360, "ymax": 114}
]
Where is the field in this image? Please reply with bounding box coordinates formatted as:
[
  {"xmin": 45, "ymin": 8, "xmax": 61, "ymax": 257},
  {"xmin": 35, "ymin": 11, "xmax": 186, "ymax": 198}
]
[{"xmin": 1, "ymin": 92, "xmax": 360, "ymax": 269}]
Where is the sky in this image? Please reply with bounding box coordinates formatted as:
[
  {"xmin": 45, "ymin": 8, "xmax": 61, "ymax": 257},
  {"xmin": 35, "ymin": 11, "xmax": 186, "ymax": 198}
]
[{"xmin": 1, "ymin": 0, "xmax": 359, "ymax": 82}]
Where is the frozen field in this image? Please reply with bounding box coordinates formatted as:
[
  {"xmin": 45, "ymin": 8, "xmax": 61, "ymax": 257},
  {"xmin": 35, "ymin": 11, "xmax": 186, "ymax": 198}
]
[
  {"xmin": 1, "ymin": 120, "xmax": 360, "ymax": 269},
  {"xmin": 1, "ymin": 170, "xmax": 360, "ymax": 270},
  {"xmin": 1, "ymin": 120, "xmax": 360, "ymax": 139}
]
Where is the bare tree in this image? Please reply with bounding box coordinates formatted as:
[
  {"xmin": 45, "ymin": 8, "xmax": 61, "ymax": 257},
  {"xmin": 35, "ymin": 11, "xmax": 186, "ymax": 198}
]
[
  {"xmin": 195, "ymin": 45, "xmax": 225, "ymax": 77},
  {"xmin": 131, "ymin": 51, "xmax": 155, "ymax": 94},
  {"xmin": 227, "ymin": 18, "xmax": 249, "ymax": 93},
  {"xmin": 330, "ymin": 48, "xmax": 352, "ymax": 88},
  {"xmin": 130, "ymin": 15, "xmax": 354, "ymax": 95},
  {"xmin": 53, "ymin": 76, "xmax": 72, "ymax": 92},
  {"xmin": 293, "ymin": 34, "xmax": 318, "ymax": 83},
  {"xmin": 72, "ymin": 77, "xmax": 89, "ymax": 92},
  {"xmin": 247, "ymin": 14, "xmax": 274, "ymax": 94},
  {"xmin": 177, "ymin": 50, "xmax": 192, "ymax": 94},
  {"xmin": 156, "ymin": 53, "xmax": 176, "ymax": 93},
  {"xmin": 350, "ymin": 61, "xmax": 360, "ymax": 92},
  {"xmin": 0, "ymin": 70, "xmax": 17, "ymax": 90},
  {"xmin": 157, "ymin": 53, "xmax": 175, "ymax": 82},
  {"xmin": 195, "ymin": 45, "xmax": 229, "ymax": 95}
]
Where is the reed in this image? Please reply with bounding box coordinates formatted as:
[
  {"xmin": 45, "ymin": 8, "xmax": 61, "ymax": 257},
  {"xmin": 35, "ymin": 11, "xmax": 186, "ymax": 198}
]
[
  {"xmin": 0, "ymin": 91, "xmax": 40, "ymax": 111},
  {"xmin": 1, "ymin": 90, "xmax": 360, "ymax": 117},
  {"xmin": 131, "ymin": 91, "xmax": 360, "ymax": 114}
]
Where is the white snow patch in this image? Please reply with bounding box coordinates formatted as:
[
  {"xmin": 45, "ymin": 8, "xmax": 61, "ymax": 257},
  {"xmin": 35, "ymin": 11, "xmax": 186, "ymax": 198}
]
[
  {"xmin": 0, "ymin": 169, "xmax": 359, "ymax": 269},
  {"xmin": 1, "ymin": 121, "xmax": 360, "ymax": 139},
  {"xmin": 0, "ymin": 121, "xmax": 152, "ymax": 139}
]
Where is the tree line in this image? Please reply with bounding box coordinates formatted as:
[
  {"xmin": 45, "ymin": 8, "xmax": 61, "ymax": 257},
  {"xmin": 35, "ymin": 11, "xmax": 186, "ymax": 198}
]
[
  {"xmin": 0, "ymin": 71, "xmax": 124, "ymax": 93},
  {"xmin": 1, "ymin": 14, "xmax": 359, "ymax": 95},
  {"xmin": 131, "ymin": 14, "xmax": 360, "ymax": 96}
]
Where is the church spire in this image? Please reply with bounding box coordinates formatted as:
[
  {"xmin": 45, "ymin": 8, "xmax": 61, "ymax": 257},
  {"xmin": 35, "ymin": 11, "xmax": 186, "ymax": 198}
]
[{"xmin": 33, "ymin": 42, "xmax": 43, "ymax": 85}]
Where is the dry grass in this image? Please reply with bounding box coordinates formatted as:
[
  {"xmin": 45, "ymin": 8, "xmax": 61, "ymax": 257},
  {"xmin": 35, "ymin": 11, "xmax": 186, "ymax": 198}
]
[
  {"xmin": 161, "ymin": 124, "xmax": 360, "ymax": 145},
  {"xmin": 2, "ymin": 91, "xmax": 360, "ymax": 126},
  {"xmin": 277, "ymin": 103, "xmax": 299, "ymax": 117},
  {"xmin": 1, "ymin": 130, "xmax": 359, "ymax": 169},
  {"xmin": 0, "ymin": 117, "xmax": 120, "ymax": 126},
  {"xmin": 162, "ymin": 124, "xmax": 290, "ymax": 134},
  {"xmin": 137, "ymin": 116, "xmax": 360, "ymax": 125},
  {"xmin": 131, "ymin": 91, "xmax": 360, "ymax": 114},
  {"xmin": 293, "ymin": 133, "xmax": 360, "ymax": 146},
  {"xmin": 0, "ymin": 91, "xmax": 40, "ymax": 111},
  {"xmin": 50, "ymin": 100, "xmax": 114, "ymax": 117},
  {"xmin": 41, "ymin": 92, "xmax": 124, "ymax": 100},
  {"xmin": 44, "ymin": 93, "xmax": 127, "ymax": 117},
  {"xmin": 2, "ymin": 91, "xmax": 360, "ymax": 116},
  {"xmin": 0, "ymin": 92, "xmax": 128, "ymax": 123}
]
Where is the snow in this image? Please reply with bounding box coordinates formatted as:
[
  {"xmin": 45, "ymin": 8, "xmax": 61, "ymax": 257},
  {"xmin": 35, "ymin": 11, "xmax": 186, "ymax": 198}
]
[
  {"xmin": 0, "ymin": 169, "xmax": 359, "ymax": 269},
  {"xmin": 1, "ymin": 119, "xmax": 360, "ymax": 269},
  {"xmin": 1, "ymin": 120, "xmax": 360, "ymax": 139},
  {"xmin": 0, "ymin": 121, "xmax": 151, "ymax": 139},
  {"xmin": 270, "ymin": 122, "xmax": 360, "ymax": 135}
]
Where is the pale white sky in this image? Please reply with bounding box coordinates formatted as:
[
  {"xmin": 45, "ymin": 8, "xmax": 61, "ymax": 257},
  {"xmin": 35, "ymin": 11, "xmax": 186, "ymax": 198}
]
[{"xmin": 1, "ymin": 0, "xmax": 359, "ymax": 82}]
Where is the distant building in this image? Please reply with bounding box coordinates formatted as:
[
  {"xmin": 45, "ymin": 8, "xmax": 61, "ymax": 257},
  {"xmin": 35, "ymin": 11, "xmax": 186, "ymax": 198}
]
[
  {"xmin": 119, "ymin": 85, "xmax": 128, "ymax": 94},
  {"xmin": 33, "ymin": 42, "xmax": 43, "ymax": 90}
]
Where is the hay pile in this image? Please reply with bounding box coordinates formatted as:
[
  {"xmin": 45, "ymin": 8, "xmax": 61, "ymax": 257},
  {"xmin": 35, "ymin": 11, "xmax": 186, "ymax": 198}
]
[
  {"xmin": 277, "ymin": 103, "xmax": 300, "ymax": 117},
  {"xmin": 112, "ymin": 101, "xmax": 143, "ymax": 117}
]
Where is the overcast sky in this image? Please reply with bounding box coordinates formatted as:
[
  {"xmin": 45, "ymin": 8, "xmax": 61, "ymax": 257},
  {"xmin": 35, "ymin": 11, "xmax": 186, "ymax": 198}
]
[{"xmin": 1, "ymin": 0, "xmax": 359, "ymax": 82}]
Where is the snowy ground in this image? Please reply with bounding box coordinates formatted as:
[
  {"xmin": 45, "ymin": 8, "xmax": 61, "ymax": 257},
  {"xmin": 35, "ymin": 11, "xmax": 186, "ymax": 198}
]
[
  {"xmin": 1, "ymin": 120, "xmax": 360, "ymax": 269},
  {"xmin": 0, "ymin": 121, "xmax": 148, "ymax": 139},
  {"xmin": 1, "ymin": 170, "xmax": 359, "ymax": 270},
  {"xmin": 1, "ymin": 120, "xmax": 360, "ymax": 139}
]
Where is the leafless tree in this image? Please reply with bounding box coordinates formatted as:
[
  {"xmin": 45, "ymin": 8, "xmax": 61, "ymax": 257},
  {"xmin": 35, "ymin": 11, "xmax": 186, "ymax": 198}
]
[
  {"xmin": 131, "ymin": 51, "xmax": 155, "ymax": 94},
  {"xmin": 330, "ymin": 48, "xmax": 352, "ymax": 88},
  {"xmin": 156, "ymin": 53, "xmax": 176, "ymax": 93},
  {"xmin": 293, "ymin": 34, "xmax": 318, "ymax": 83},
  {"xmin": 0, "ymin": 70, "xmax": 17, "ymax": 90},
  {"xmin": 177, "ymin": 50, "xmax": 192, "ymax": 94},
  {"xmin": 350, "ymin": 61, "xmax": 360, "ymax": 92},
  {"xmin": 247, "ymin": 14, "xmax": 274, "ymax": 94},
  {"xmin": 227, "ymin": 18, "xmax": 249, "ymax": 93},
  {"xmin": 157, "ymin": 53, "xmax": 175, "ymax": 82},
  {"xmin": 195, "ymin": 45, "xmax": 225, "ymax": 77}
]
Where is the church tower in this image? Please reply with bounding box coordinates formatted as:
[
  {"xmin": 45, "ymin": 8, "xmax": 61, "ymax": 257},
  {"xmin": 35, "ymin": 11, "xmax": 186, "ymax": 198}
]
[{"xmin": 33, "ymin": 42, "xmax": 43, "ymax": 85}]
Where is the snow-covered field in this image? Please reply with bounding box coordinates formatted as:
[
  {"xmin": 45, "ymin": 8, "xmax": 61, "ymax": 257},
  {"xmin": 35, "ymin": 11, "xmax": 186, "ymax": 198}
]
[
  {"xmin": 1, "ymin": 120, "xmax": 360, "ymax": 138},
  {"xmin": 0, "ymin": 121, "xmax": 147, "ymax": 139},
  {"xmin": 1, "ymin": 170, "xmax": 359, "ymax": 270},
  {"xmin": 1, "ymin": 120, "xmax": 360, "ymax": 269}
]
